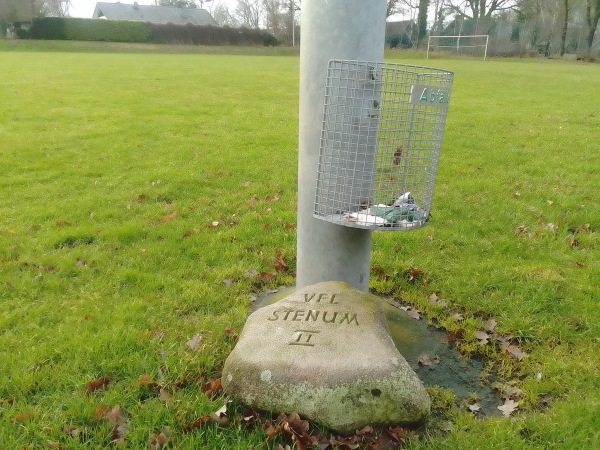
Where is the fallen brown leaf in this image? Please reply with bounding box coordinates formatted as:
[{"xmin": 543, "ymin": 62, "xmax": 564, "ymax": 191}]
[
  {"xmin": 448, "ymin": 328, "xmax": 465, "ymax": 345},
  {"xmin": 273, "ymin": 248, "xmax": 289, "ymax": 272},
  {"xmin": 137, "ymin": 374, "xmax": 152, "ymax": 386},
  {"xmin": 105, "ymin": 405, "xmax": 128, "ymax": 426},
  {"xmin": 104, "ymin": 405, "xmax": 129, "ymax": 444},
  {"xmin": 475, "ymin": 330, "xmax": 490, "ymax": 345},
  {"xmin": 201, "ymin": 378, "xmax": 222, "ymax": 399},
  {"xmin": 186, "ymin": 334, "xmax": 202, "ymax": 352},
  {"xmin": 498, "ymin": 399, "xmax": 519, "ymax": 417},
  {"xmin": 244, "ymin": 268, "xmax": 259, "ymax": 278},
  {"xmin": 159, "ymin": 388, "xmax": 171, "ymax": 404},
  {"xmin": 182, "ymin": 415, "xmax": 211, "ymax": 433},
  {"xmin": 183, "ymin": 228, "xmax": 199, "ymax": 238},
  {"xmin": 276, "ymin": 413, "xmax": 316, "ymax": 450},
  {"xmin": 484, "ymin": 318, "xmax": 497, "ymax": 333},
  {"xmin": 429, "ymin": 293, "xmax": 448, "ymax": 308},
  {"xmin": 1, "ymin": 397, "xmax": 15, "ymax": 406},
  {"xmin": 247, "ymin": 194, "xmax": 258, "ymax": 208},
  {"xmin": 264, "ymin": 421, "xmax": 280, "ymax": 440},
  {"xmin": 85, "ymin": 376, "xmax": 110, "ymax": 396},
  {"xmin": 328, "ymin": 435, "xmax": 360, "ymax": 449},
  {"xmin": 386, "ymin": 425, "xmax": 409, "ymax": 444},
  {"xmin": 355, "ymin": 425, "xmax": 374, "ymax": 436},
  {"xmin": 64, "ymin": 426, "xmax": 79, "ymax": 438},
  {"xmin": 371, "ymin": 267, "xmax": 389, "ymax": 281},
  {"xmin": 224, "ymin": 327, "xmax": 238, "ymax": 340},
  {"xmin": 400, "ymin": 306, "xmax": 421, "ymax": 320},
  {"xmin": 261, "ymin": 271, "xmax": 277, "ymax": 281},
  {"xmin": 505, "ymin": 344, "xmax": 526, "ymax": 361},
  {"xmin": 161, "ymin": 211, "xmax": 179, "ymax": 223},
  {"xmin": 468, "ymin": 403, "xmax": 481, "ymax": 413},
  {"xmin": 149, "ymin": 432, "xmax": 169, "ymax": 450},
  {"xmin": 406, "ymin": 267, "xmax": 424, "ymax": 283},
  {"xmin": 417, "ymin": 353, "xmax": 433, "ymax": 367},
  {"xmin": 14, "ymin": 410, "xmax": 36, "ymax": 422},
  {"xmin": 210, "ymin": 413, "xmax": 230, "ymax": 427}
]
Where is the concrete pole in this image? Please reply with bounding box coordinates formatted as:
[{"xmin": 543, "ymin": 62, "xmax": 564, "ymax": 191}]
[{"xmin": 296, "ymin": 0, "xmax": 387, "ymax": 291}]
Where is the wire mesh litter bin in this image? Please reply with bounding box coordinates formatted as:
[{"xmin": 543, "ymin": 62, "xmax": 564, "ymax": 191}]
[{"xmin": 314, "ymin": 60, "xmax": 453, "ymax": 230}]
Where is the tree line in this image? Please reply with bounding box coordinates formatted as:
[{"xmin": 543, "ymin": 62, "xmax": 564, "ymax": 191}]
[
  {"xmin": 209, "ymin": 0, "xmax": 598, "ymax": 55},
  {"xmin": 2, "ymin": 0, "xmax": 598, "ymax": 56}
]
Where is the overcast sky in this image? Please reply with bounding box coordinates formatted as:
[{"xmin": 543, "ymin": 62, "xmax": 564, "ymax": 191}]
[{"xmin": 68, "ymin": 1, "xmax": 236, "ymax": 19}]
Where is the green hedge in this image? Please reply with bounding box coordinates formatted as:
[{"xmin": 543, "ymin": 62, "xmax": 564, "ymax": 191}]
[
  {"xmin": 27, "ymin": 17, "xmax": 277, "ymax": 46},
  {"xmin": 148, "ymin": 22, "xmax": 277, "ymax": 46},
  {"xmin": 30, "ymin": 17, "xmax": 150, "ymax": 42}
]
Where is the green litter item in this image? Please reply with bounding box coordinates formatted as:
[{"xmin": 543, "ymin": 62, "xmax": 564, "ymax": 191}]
[{"xmin": 367, "ymin": 205, "xmax": 427, "ymax": 224}]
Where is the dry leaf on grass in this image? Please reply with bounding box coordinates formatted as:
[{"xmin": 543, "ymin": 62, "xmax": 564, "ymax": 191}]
[
  {"xmin": 85, "ymin": 376, "xmax": 110, "ymax": 396},
  {"xmin": 273, "ymin": 248, "xmax": 289, "ymax": 272},
  {"xmin": 417, "ymin": 353, "xmax": 439, "ymax": 367},
  {"xmin": 498, "ymin": 399, "xmax": 519, "ymax": 417},
  {"xmin": 484, "ymin": 318, "xmax": 497, "ymax": 332},
  {"xmin": 468, "ymin": 403, "xmax": 481, "ymax": 413},
  {"xmin": 186, "ymin": 334, "xmax": 202, "ymax": 352},
  {"xmin": 475, "ymin": 330, "xmax": 490, "ymax": 345},
  {"xmin": 161, "ymin": 211, "xmax": 179, "ymax": 223},
  {"xmin": 201, "ymin": 378, "xmax": 223, "ymax": 399},
  {"xmin": 224, "ymin": 327, "xmax": 238, "ymax": 340},
  {"xmin": 406, "ymin": 267, "xmax": 424, "ymax": 283},
  {"xmin": 429, "ymin": 293, "xmax": 448, "ymax": 308},
  {"xmin": 103, "ymin": 405, "xmax": 129, "ymax": 444},
  {"xmin": 505, "ymin": 345, "xmax": 526, "ymax": 361},
  {"xmin": 149, "ymin": 432, "xmax": 169, "ymax": 450},
  {"xmin": 400, "ymin": 306, "xmax": 421, "ymax": 320}
]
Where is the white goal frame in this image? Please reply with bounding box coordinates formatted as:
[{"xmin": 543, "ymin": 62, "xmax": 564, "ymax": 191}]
[{"xmin": 427, "ymin": 35, "xmax": 489, "ymax": 60}]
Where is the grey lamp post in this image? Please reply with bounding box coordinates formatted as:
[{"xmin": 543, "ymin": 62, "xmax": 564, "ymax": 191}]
[{"xmin": 296, "ymin": 0, "xmax": 387, "ymax": 291}]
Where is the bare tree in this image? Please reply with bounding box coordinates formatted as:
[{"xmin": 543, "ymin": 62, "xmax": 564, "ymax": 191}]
[
  {"xmin": 431, "ymin": 0, "xmax": 453, "ymax": 34},
  {"xmin": 387, "ymin": 0, "xmax": 401, "ymax": 16},
  {"xmin": 416, "ymin": 0, "xmax": 430, "ymax": 45},
  {"xmin": 235, "ymin": 0, "xmax": 263, "ymax": 28},
  {"xmin": 560, "ymin": 0, "xmax": 573, "ymax": 55},
  {"xmin": 43, "ymin": 0, "xmax": 71, "ymax": 17},
  {"xmin": 448, "ymin": 0, "xmax": 518, "ymax": 19},
  {"xmin": 213, "ymin": 2, "xmax": 238, "ymax": 25},
  {"xmin": 263, "ymin": 0, "xmax": 284, "ymax": 35},
  {"xmin": 585, "ymin": 0, "xmax": 600, "ymax": 49}
]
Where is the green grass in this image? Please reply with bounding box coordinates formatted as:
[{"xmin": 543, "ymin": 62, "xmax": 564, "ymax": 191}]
[{"xmin": 1, "ymin": 41, "xmax": 599, "ymax": 448}]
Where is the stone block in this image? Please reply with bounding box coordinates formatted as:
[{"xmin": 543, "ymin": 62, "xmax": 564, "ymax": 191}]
[{"xmin": 222, "ymin": 281, "xmax": 430, "ymax": 433}]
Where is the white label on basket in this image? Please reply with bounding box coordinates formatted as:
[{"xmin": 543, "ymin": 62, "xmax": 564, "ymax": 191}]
[{"xmin": 410, "ymin": 85, "xmax": 450, "ymax": 107}]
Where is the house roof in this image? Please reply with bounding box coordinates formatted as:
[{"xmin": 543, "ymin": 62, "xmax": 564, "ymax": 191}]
[
  {"xmin": 92, "ymin": 2, "xmax": 218, "ymax": 26},
  {"xmin": 385, "ymin": 20, "xmax": 414, "ymax": 36}
]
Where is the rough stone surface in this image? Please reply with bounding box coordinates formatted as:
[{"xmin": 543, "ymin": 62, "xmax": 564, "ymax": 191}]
[{"xmin": 221, "ymin": 281, "xmax": 430, "ymax": 433}]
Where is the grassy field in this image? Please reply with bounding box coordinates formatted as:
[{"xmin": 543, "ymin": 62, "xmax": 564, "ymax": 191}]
[{"xmin": 1, "ymin": 41, "xmax": 599, "ymax": 449}]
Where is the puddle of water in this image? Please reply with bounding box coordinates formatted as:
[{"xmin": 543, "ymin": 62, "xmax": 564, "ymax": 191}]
[{"xmin": 252, "ymin": 287, "xmax": 501, "ymax": 417}]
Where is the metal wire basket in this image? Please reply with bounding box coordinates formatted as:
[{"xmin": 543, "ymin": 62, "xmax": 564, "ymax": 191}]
[{"xmin": 314, "ymin": 60, "xmax": 453, "ymax": 231}]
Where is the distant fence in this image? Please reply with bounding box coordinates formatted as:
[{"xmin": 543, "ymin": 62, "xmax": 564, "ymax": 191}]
[{"xmin": 26, "ymin": 17, "xmax": 277, "ymax": 46}]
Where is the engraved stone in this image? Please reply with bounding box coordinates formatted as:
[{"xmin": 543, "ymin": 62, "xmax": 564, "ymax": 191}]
[{"xmin": 221, "ymin": 281, "xmax": 430, "ymax": 433}]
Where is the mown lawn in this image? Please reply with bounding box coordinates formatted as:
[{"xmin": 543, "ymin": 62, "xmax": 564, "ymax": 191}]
[{"xmin": 1, "ymin": 41, "xmax": 599, "ymax": 449}]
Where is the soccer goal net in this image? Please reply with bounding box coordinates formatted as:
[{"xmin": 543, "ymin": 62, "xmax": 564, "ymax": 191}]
[{"xmin": 427, "ymin": 35, "xmax": 489, "ymax": 60}]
